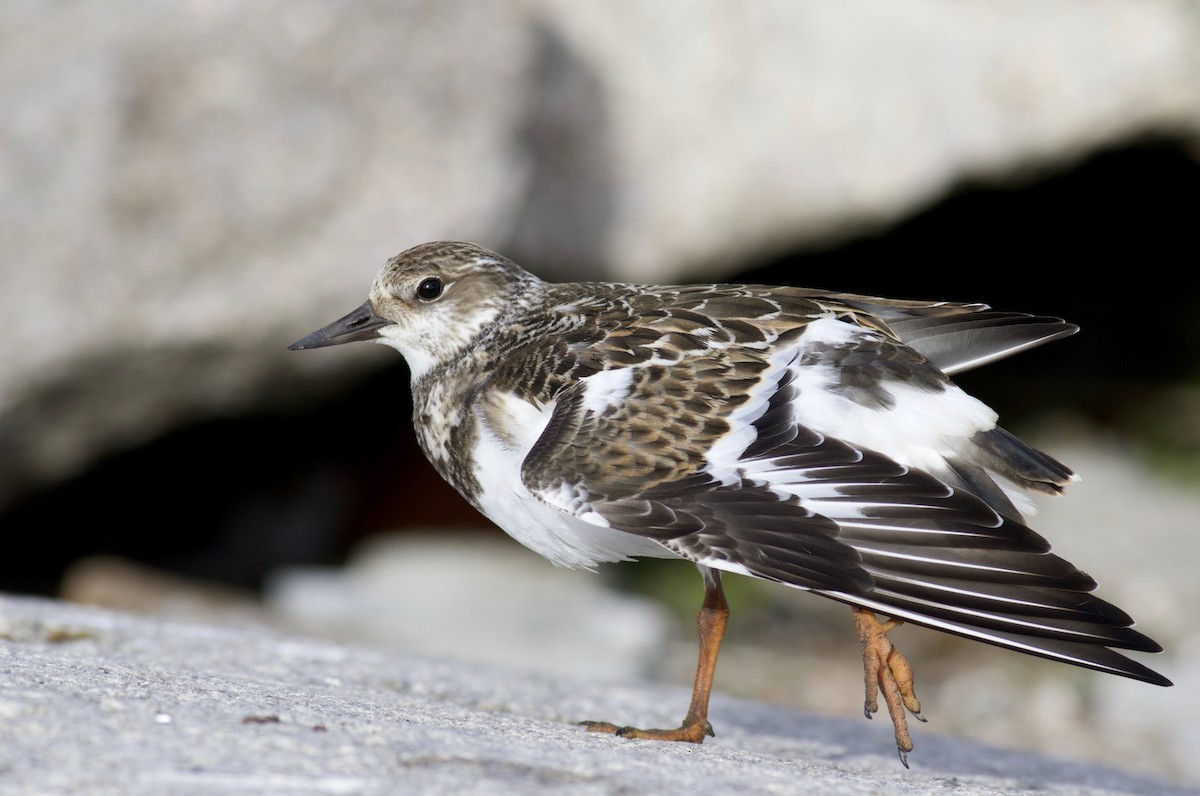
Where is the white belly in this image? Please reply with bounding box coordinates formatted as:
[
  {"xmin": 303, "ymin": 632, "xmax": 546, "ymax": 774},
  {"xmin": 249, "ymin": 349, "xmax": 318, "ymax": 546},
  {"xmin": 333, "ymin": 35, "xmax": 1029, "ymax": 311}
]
[{"xmin": 470, "ymin": 394, "xmax": 673, "ymax": 569}]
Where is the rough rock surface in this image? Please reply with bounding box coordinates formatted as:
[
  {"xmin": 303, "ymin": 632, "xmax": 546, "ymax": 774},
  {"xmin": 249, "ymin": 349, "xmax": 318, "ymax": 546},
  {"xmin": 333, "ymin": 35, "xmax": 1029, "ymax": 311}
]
[
  {"xmin": 3, "ymin": 1, "xmax": 1200, "ymax": 505},
  {"xmin": 0, "ymin": 594, "xmax": 1192, "ymax": 796}
]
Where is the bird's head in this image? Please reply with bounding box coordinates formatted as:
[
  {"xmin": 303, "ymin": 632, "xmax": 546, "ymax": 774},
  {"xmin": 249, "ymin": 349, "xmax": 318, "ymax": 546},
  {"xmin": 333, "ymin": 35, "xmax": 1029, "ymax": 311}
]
[{"xmin": 288, "ymin": 241, "xmax": 536, "ymax": 378}]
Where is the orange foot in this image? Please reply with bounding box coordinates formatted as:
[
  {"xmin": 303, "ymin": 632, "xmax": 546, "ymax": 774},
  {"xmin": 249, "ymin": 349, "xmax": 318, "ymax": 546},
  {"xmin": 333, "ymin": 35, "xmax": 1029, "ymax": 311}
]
[
  {"xmin": 580, "ymin": 719, "xmax": 714, "ymax": 743},
  {"xmin": 853, "ymin": 607, "xmax": 926, "ymax": 767},
  {"xmin": 582, "ymin": 568, "xmax": 729, "ymax": 746}
]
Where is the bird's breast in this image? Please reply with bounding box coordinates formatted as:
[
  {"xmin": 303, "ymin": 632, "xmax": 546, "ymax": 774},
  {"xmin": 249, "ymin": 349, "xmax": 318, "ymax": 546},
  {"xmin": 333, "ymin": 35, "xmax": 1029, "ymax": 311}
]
[{"xmin": 478, "ymin": 389, "xmax": 556, "ymax": 453}]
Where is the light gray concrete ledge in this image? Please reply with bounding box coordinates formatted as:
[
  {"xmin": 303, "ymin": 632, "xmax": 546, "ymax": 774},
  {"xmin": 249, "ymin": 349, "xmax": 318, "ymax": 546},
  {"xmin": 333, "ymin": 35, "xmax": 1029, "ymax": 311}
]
[{"xmin": 0, "ymin": 594, "xmax": 1190, "ymax": 796}]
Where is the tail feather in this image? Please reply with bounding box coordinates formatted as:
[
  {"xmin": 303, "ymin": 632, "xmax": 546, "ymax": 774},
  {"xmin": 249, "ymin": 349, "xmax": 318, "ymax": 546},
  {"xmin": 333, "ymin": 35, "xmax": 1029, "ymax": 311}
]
[
  {"xmin": 888, "ymin": 312, "xmax": 1079, "ymax": 376},
  {"xmin": 974, "ymin": 427, "xmax": 1077, "ymax": 494}
]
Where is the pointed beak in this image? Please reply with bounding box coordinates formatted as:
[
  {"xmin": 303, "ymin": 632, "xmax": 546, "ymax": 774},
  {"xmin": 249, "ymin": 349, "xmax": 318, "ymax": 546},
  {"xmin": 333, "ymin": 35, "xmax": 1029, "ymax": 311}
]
[{"xmin": 288, "ymin": 302, "xmax": 392, "ymax": 350}]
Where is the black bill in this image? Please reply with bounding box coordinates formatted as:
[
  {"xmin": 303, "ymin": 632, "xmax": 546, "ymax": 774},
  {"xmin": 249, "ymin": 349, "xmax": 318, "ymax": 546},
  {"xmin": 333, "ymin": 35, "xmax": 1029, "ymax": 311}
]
[{"xmin": 288, "ymin": 302, "xmax": 391, "ymax": 350}]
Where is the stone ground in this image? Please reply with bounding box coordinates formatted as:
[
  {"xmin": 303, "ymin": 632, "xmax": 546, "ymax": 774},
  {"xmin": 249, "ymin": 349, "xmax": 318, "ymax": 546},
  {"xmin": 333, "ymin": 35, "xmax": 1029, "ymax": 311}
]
[{"xmin": 1, "ymin": 594, "xmax": 1193, "ymax": 796}]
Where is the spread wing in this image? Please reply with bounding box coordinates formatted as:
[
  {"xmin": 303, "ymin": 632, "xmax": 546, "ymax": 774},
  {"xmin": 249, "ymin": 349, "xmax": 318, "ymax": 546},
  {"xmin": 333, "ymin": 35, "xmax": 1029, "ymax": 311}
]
[
  {"xmin": 519, "ymin": 290, "xmax": 1166, "ymax": 686},
  {"xmin": 793, "ymin": 288, "xmax": 1079, "ymax": 376}
]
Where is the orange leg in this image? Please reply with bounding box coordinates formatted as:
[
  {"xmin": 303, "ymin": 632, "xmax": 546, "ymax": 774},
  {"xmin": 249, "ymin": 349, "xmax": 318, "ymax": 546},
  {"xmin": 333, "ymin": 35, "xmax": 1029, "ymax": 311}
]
[
  {"xmin": 583, "ymin": 567, "xmax": 727, "ymax": 743},
  {"xmin": 853, "ymin": 607, "xmax": 925, "ymax": 767}
]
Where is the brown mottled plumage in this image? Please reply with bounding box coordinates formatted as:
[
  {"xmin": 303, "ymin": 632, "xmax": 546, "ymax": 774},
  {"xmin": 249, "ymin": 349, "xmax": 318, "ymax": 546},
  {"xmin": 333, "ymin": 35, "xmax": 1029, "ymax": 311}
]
[{"xmin": 290, "ymin": 241, "xmax": 1169, "ymax": 766}]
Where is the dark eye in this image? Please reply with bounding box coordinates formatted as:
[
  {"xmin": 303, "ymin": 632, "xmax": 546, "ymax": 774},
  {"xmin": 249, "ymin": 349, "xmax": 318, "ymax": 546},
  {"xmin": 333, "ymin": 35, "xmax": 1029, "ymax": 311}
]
[{"xmin": 416, "ymin": 277, "xmax": 444, "ymax": 301}]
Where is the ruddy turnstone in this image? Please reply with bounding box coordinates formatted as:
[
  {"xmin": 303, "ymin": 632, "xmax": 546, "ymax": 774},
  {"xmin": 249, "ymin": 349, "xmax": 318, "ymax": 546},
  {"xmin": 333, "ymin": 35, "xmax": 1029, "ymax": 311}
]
[{"xmin": 289, "ymin": 241, "xmax": 1170, "ymax": 766}]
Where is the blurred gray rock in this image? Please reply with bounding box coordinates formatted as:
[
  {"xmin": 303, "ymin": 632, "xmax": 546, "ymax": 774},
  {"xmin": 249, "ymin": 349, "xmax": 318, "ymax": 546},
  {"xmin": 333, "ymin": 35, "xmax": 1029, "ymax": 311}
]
[
  {"xmin": 3, "ymin": 2, "xmax": 1200, "ymax": 506},
  {"xmin": 264, "ymin": 533, "xmax": 674, "ymax": 680},
  {"xmin": 0, "ymin": 593, "xmax": 1192, "ymax": 795},
  {"xmin": 523, "ymin": 1, "xmax": 1200, "ymax": 282},
  {"xmin": 0, "ymin": 1, "xmax": 535, "ymax": 505},
  {"xmin": 1021, "ymin": 434, "xmax": 1200, "ymax": 782}
]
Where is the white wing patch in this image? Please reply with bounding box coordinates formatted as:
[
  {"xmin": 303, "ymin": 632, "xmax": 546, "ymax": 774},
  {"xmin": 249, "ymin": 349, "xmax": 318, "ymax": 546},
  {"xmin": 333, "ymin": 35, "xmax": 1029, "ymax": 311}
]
[
  {"xmin": 697, "ymin": 316, "xmax": 1004, "ymax": 523},
  {"xmin": 786, "ymin": 318, "xmax": 997, "ymax": 473},
  {"xmin": 580, "ymin": 368, "xmax": 635, "ymax": 415}
]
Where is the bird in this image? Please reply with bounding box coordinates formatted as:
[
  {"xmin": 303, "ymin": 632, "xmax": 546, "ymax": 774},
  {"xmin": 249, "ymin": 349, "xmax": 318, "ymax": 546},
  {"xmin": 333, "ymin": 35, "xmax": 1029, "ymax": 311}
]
[{"xmin": 288, "ymin": 241, "xmax": 1170, "ymax": 766}]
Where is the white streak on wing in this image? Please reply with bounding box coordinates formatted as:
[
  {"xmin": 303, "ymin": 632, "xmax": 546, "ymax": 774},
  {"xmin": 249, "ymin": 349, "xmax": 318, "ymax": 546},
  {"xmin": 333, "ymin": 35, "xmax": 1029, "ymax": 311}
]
[
  {"xmin": 863, "ymin": 588, "xmax": 1105, "ymax": 641},
  {"xmin": 738, "ymin": 451, "xmax": 924, "ymax": 524},
  {"xmin": 754, "ymin": 479, "xmax": 846, "ymax": 499},
  {"xmin": 854, "ymin": 546, "xmax": 1029, "ymax": 577},
  {"xmin": 704, "ymin": 344, "xmax": 799, "ymax": 483},
  {"xmin": 805, "ymin": 500, "xmax": 954, "ymax": 516},
  {"xmin": 879, "ymin": 572, "xmax": 1058, "ymax": 611},
  {"xmin": 836, "ymin": 519, "xmax": 1001, "ymax": 537},
  {"xmin": 580, "ymin": 368, "xmax": 634, "ymax": 415},
  {"xmin": 705, "ymin": 425, "xmax": 757, "ymax": 484}
]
